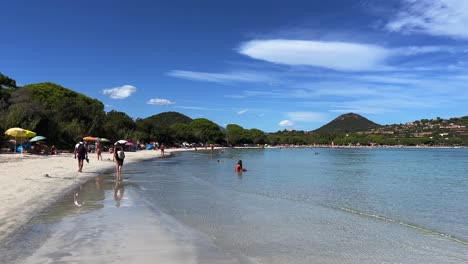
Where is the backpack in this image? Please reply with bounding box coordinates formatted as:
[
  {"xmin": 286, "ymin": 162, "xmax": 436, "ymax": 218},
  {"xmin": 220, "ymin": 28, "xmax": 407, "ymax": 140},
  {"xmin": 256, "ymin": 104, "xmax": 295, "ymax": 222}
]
[
  {"xmin": 117, "ymin": 150, "xmax": 125, "ymax": 159},
  {"xmin": 77, "ymin": 144, "xmax": 86, "ymax": 155}
]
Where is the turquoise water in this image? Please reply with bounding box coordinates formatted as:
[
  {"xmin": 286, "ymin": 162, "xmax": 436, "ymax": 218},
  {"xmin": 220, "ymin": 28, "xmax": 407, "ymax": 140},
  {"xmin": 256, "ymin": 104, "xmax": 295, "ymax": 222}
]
[
  {"xmin": 156, "ymin": 148, "xmax": 468, "ymax": 241},
  {"xmin": 140, "ymin": 148, "xmax": 468, "ymax": 263},
  {"xmin": 2, "ymin": 148, "xmax": 468, "ymax": 263}
]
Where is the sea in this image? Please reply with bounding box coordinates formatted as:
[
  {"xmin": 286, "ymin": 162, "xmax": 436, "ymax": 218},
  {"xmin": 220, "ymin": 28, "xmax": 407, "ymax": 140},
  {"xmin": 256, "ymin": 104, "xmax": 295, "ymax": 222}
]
[{"xmin": 2, "ymin": 148, "xmax": 468, "ymax": 263}]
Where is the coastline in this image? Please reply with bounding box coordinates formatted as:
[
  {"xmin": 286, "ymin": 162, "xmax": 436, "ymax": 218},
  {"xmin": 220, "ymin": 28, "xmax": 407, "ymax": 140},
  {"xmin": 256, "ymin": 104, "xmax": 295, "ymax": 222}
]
[
  {"xmin": 1, "ymin": 145, "xmax": 464, "ymax": 242},
  {"xmin": 2, "ymin": 147, "xmax": 466, "ymax": 263},
  {"xmin": 0, "ymin": 148, "xmax": 185, "ymax": 242}
]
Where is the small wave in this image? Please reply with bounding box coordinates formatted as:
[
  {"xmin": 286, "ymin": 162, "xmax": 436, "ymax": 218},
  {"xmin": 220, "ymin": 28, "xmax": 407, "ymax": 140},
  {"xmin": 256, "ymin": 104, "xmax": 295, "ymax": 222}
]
[{"xmin": 333, "ymin": 206, "xmax": 468, "ymax": 246}]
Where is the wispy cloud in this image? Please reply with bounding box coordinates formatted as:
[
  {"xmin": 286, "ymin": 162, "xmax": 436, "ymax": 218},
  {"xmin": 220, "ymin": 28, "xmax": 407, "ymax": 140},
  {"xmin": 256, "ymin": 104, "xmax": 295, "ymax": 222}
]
[
  {"xmin": 279, "ymin": 120, "xmax": 295, "ymax": 127},
  {"xmin": 147, "ymin": 98, "xmax": 175, "ymax": 105},
  {"xmin": 238, "ymin": 39, "xmax": 454, "ymax": 71},
  {"xmin": 237, "ymin": 109, "xmax": 248, "ymax": 115},
  {"xmin": 239, "ymin": 39, "xmax": 391, "ymax": 71},
  {"xmin": 167, "ymin": 70, "xmax": 274, "ymax": 83},
  {"xmin": 102, "ymin": 85, "xmax": 136, "ymax": 99},
  {"xmin": 175, "ymin": 105, "xmax": 226, "ymax": 112},
  {"xmin": 286, "ymin": 112, "xmax": 328, "ymax": 122},
  {"xmin": 386, "ymin": 0, "xmax": 468, "ymax": 39}
]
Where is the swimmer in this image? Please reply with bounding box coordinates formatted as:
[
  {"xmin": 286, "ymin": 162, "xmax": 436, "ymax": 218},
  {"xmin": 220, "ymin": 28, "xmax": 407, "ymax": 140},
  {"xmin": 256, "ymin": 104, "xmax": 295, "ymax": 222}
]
[{"xmin": 235, "ymin": 160, "xmax": 247, "ymax": 172}]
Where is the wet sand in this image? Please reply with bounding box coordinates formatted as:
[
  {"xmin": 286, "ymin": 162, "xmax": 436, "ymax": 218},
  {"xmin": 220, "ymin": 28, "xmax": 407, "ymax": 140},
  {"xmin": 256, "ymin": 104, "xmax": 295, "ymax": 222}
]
[
  {"xmin": 0, "ymin": 149, "xmax": 180, "ymax": 242},
  {"xmin": 1, "ymin": 171, "xmax": 249, "ymax": 264}
]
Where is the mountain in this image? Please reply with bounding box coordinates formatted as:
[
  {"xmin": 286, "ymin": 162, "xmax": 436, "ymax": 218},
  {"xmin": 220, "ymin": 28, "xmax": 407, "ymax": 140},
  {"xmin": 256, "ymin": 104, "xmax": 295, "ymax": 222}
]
[
  {"xmin": 314, "ymin": 113, "xmax": 381, "ymax": 133},
  {"xmin": 138, "ymin": 111, "xmax": 193, "ymax": 127}
]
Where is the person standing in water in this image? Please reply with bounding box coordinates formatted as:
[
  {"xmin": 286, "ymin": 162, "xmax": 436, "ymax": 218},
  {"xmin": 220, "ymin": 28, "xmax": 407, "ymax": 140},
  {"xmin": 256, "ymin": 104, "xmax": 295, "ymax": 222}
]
[{"xmin": 235, "ymin": 160, "xmax": 247, "ymax": 172}]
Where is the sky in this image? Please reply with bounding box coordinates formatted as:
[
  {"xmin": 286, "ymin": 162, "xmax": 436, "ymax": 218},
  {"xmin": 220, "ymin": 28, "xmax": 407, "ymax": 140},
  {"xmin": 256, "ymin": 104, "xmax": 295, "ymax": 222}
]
[{"xmin": 1, "ymin": 0, "xmax": 468, "ymax": 132}]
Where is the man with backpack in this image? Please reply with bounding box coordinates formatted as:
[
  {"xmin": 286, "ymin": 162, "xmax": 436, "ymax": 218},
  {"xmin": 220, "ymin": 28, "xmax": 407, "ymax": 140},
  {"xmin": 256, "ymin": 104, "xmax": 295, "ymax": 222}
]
[
  {"xmin": 74, "ymin": 142, "xmax": 88, "ymax": 172},
  {"xmin": 113, "ymin": 144, "xmax": 125, "ymax": 176}
]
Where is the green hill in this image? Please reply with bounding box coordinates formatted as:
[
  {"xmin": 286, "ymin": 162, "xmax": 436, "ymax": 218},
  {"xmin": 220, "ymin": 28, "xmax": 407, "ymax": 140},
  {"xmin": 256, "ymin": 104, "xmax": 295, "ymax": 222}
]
[
  {"xmin": 315, "ymin": 113, "xmax": 381, "ymax": 133},
  {"xmin": 1, "ymin": 82, "xmax": 106, "ymax": 147},
  {"xmin": 138, "ymin": 111, "xmax": 193, "ymax": 128}
]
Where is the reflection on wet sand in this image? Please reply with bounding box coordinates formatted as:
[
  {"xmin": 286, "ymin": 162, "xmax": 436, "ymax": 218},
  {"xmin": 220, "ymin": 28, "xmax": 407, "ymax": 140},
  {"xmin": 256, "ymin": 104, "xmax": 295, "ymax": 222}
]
[
  {"xmin": 34, "ymin": 173, "xmax": 137, "ymax": 223},
  {"xmin": 113, "ymin": 179, "xmax": 125, "ymax": 208},
  {"xmin": 73, "ymin": 189, "xmax": 83, "ymax": 207}
]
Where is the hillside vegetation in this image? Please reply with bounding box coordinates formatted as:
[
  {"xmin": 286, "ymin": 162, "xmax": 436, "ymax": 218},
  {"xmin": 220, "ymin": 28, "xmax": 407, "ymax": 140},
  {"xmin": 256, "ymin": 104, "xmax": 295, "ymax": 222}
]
[
  {"xmin": 314, "ymin": 113, "xmax": 381, "ymax": 133},
  {"xmin": 1, "ymin": 71, "xmax": 467, "ymax": 149}
]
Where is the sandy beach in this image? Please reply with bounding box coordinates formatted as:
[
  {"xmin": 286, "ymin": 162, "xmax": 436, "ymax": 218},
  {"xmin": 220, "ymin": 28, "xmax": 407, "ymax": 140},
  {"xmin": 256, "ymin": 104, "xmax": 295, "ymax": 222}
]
[{"xmin": 0, "ymin": 149, "xmax": 174, "ymax": 242}]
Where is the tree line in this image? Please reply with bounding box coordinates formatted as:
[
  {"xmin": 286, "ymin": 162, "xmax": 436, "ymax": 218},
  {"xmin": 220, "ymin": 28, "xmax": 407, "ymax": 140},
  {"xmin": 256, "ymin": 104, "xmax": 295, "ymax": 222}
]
[{"xmin": 1, "ymin": 72, "xmax": 467, "ymax": 149}]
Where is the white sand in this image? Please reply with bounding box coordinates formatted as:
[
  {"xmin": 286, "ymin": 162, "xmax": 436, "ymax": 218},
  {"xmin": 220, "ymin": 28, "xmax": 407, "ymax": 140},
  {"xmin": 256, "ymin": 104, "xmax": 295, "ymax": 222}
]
[{"xmin": 0, "ymin": 149, "xmax": 176, "ymax": 242}]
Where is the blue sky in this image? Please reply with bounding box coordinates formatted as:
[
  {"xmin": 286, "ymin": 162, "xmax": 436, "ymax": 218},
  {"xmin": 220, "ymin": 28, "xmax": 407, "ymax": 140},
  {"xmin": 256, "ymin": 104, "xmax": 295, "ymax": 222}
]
[{"xmin": 1, "ymin": 0, "xmax": 467, "ymax": 132}]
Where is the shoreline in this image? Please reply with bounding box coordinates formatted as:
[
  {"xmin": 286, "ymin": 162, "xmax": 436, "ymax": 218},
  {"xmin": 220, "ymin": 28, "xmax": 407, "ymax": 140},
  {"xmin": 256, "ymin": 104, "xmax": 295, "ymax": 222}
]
[
  {"xmin": 2, "ymin": 147, "xmax": 467, "ymax": 263},
  {"xmin": 1, "ymin": 145, "xmax": 464, "ymax": 242},
  {"xmin": 0, "ymin": 148, "xmax": 187, "ymax": 242}
]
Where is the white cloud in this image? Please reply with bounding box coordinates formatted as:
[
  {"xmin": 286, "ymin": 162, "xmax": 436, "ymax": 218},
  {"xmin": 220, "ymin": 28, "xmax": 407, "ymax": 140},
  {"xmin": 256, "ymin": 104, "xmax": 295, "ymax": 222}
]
[
  {"xmin": 392, "ymin": 46, "xmax": 459, "ymax": 57},
  {"xmin": 167, "ymin": 70, "xmax": 273, "ymax": 83},
  {"xmin": 239, "ymin": 39, "xmax": 391, "ymax": 71},
  {"xmin": 279, "ymin": 120, "xmax": 295, "ymax": 127},
  {"xmin": 102, "ymin": 85, "xmax": 136, "ymax": 99},
  {"xmin": 147, "ymin": 98, "xmax": 175, "ymax": 105},
  {"xmin": 237, "ymin": 109, "xmax": 248, "ymax": 115},
  {"xmin": 175, "ymin": 106, "xmax": 226, "ymax": 112},
  {"xmin": 286, "ymin": 112, "xmax": 328, "ymax": 122},
  {"xmin": 386, "ymin": 0, "xmax": 468, "ymax": 39}
]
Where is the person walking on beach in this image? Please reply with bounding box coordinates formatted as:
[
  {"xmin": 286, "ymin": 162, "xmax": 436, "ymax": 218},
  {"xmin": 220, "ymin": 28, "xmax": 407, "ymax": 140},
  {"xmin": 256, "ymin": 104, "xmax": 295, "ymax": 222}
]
[
  {"xmin": 160, "ymin": 143, "xmax": 165, "ymax": 158},
  {"xmin": 114, "ymin": 144, "xmax": 125, "ymax": 175},
  {"xmin": 74, "ymin": 142, "xmax": 88, "ymax": 172},
  {"xmin": 96, "ymin": 141, "xmax": 102, "ymax": 160}
]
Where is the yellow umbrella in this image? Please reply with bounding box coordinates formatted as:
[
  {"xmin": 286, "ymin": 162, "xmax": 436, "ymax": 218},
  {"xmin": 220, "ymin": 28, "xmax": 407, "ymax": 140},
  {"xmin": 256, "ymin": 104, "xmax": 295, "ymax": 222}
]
[
  {"xmin": 5, "ymin": 128, "xmax": 36, "ymax": 153},
  {"xmin": 17, "ymin": 130, "xmax": 36, "ymax": 138},
  {"xmin": 5, "ymin": 127, "xmax": 27, "ymax": 137}
]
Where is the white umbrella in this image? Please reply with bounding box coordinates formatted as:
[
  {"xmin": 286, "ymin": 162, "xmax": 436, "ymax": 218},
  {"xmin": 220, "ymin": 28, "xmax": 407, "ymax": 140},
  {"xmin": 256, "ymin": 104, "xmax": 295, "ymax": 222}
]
[
  {"xmin": 114, "ymin": 139, "xmax": 128, "ymax": 145},
  {"xmin": 30, "ymin": 135, "xmax": 47, "ymax": 142}
]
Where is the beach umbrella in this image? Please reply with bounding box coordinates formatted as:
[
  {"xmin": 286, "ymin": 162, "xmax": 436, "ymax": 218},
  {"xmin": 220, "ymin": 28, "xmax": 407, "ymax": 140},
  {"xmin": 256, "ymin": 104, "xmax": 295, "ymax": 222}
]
[
  {"xmin": 114, "ymin": 139, "xmax": 128, "ymax": 145},
  {"xmin": 20, "ymin": 130, "xmax": 36, "ymax": 138},
  {"xmin": 5, "ymin": 127, "xmax": 27, "ymax": 137},
  {"xmin": 30, "ymin": 135, "xmax": 46, "ymax": 142},
  {"xmin": 5, "ymin": 127, "xmax": 36, "ymax": 153},
  {"xmin": 83, "ymin": 136, "xmax": 96, "ymax": 141}
]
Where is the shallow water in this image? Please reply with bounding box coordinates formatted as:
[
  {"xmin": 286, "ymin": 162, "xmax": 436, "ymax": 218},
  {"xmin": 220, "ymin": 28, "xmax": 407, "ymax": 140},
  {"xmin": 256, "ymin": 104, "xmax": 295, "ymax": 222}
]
[{"xmin": 2, "ymin": 148, "xmax": 468, "ymax": 263}]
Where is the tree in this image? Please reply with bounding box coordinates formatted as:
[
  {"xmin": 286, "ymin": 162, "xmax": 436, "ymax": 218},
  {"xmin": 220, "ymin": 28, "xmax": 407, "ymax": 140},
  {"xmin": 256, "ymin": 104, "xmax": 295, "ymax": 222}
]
[
  {"xmin": 170, "ymin": 123, "xmax": 195, "ymax": 143},
  {"xmin": 190, "ymin": 118, "xmax": 224, "ymax": 145},
  {"xmin": 249, "ymin": 128, "xmax": 267, "ymax": 145},
  {"xmin": 103, "ymin": 110, "xmax": 136, "ymax": 142},
  {"xmin": 0, "ymin": 72, "xmax": 17, "ymax": 88},
  {"xmin": 226, "ymin": 124, "xmax": 245, "ymax": 145}
]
